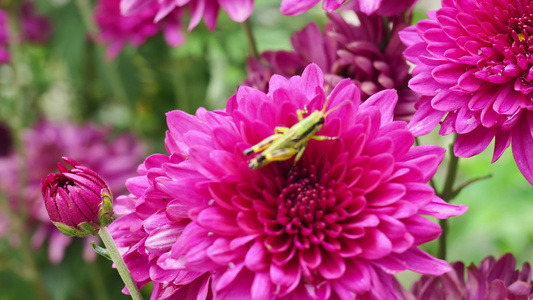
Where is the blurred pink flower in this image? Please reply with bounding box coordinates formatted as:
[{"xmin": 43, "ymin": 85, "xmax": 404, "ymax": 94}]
[
  {"xmin": 120, "ymin": 0, "xmax": 253, "ymax": 31},
  {"xmin": 0, "ymin": 11, "xmax": 10, "ymax": 63},
  {"xmin": 110, "ymin": 64, "xmax": 467, "ymax": 299},
  {"xmin": 95, "ymin": 0, "xmax": 185, "ymax": 59},
  {"xmin": 20, "ymin": 2, "xmax": 52, "ymax": 43},
  {"xmin": 280, "ymin": 0, "xmax": 348, "ymax": 16},
  {"xmin": 401, "ymin": 0, "xmax": 533, "ymax": 185},
  {"xmin": 244, "ymin": 12, "xmax": 417, "ymax": 121},
  {"xmin": 280, "ymin": 0, "xmax": 417, "ymax": 16},
  {"xmin": 0, "ymin": 120, "xmax": 144, "ymax": 263},
  {"xmin": 0, "ymin": 2, "xmax": 52, "ymax": 64},
  {"xmin": 347, "ymin": 0, "xmax": 418, "ymax": 16},
  {"xmin": 411, "ymin": 253, "xmax": 533, "ymax": 299}
]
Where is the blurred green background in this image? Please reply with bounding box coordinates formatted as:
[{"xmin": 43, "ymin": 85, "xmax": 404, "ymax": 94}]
[{"xmin": 0, "ymin": 0, "xmax": 531, "ymax": 298}]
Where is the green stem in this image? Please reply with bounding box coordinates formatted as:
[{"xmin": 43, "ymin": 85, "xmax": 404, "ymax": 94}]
[
  {"xmin": 242, "ymin": 19, "xmax": 259, "ymax": 58},
  {"xmin": 98, "ymin": 227, "xmax": 143, "ymax": 300},
  {"xmin": 170, "ymin": 55, "xmax": 188, "ymax": 112},
  {"xmin": 74, "ymin": 0, "xmax": 130, "ymax": 107},
  {"xmin": 436, "ymin": 134, "xmax": 459, "ymax": 260}
]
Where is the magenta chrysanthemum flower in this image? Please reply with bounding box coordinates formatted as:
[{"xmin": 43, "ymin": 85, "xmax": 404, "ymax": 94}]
[
  {"xmin": 95, "ymin": 0, "xmax": 185, "ymax": 59},
  {"xmin": 411, "ymin": 253, "xmax": 533, "ymax": 299},
  {"xmin": 109, "ymin": 64, "xmax": 467, "ymax": 299},
  {"xmin": 120, "ymin": 0, "xmax": 253, "ymax": 32},
  {"xmin": 0, "ymin": 120, "xmax": 144, "ymax": 263},
  {"xmin": 244, "ymin": 12, "xmax": 417, "ymax": 121},
  {"xmin": 400, "ymin": 0, "xmax": 533, "ymax": 185}
]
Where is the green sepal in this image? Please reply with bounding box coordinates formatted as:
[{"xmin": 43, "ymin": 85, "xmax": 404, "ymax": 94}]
[
  {"xmin": 99, "ymin": 189, "xmax": 114, "ymax": 227},
  {"xmin": 53, "ymin": 221, "xmax": 96, "ymax": 237},
  {"xmin": 91, "ymin": 242, "xmax": 112, "ymax": 261}
]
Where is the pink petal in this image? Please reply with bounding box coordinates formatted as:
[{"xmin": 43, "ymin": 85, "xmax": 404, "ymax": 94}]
[
  {"xmin": 219, "ymin": 0, "xmax": 253, "ymax": 22},
  {"xmin": 300, "ymin": 63, "xmax": 324, "ymax": 100},
  {"xmin": 395, "ymin": 247, "xmax": 451, "ymax": 275},
  {"xmin": 454, "ymin": 126, "xmax": 497, "ymax": 157},
  {"xmin": 317, "ymin": 250, "xmax": 346, "ymax": 279},
  {"xmin": 358, "ymin": 228, "xmax": 392, "ymax": 260},
  {"xmin": 251, "ymin": 272, "xmax": 273, "ymax": 299},
  {"xmin": 511, "ymin": 114, "xmax": 533, "ymax": 185},
  {"xmin": 408, "ymin": 97, "xmax": 446, "ymax": 136},
  {"xmin": 361, "ymin": 89, "xmax": 398, "ymax": 125},
  {"xmin": 357, "ymin": 0, "xmax": 382, "ymax": 15},
  {"xmin": 418, "ymin": 196, "xmax": 468, "ymax": 219},
  {"xmin": 280, "ymin": 0, "xmax": 320, "ymax": 16}
]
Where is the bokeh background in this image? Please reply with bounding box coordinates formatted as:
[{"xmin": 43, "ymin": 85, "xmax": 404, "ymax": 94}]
[{"xmin": 0, "ymin": 0, "xmax": 531, "ymax": 299}]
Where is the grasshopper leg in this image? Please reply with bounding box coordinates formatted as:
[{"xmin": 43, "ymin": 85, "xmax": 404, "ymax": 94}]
[
  {"xmin": 243, "ymin": 134, "xmax": 283, "ymax": 156},
  {"xmin": 296, "ymin": 106, "xmax": 308, "ymax": 121},
  {"xmin": 274, "ymin": 126, "xmax": 289, "ymax": 134},
  {"xmin": 311, "ymin": 135, "xmax": 338, "ymax": 141}
]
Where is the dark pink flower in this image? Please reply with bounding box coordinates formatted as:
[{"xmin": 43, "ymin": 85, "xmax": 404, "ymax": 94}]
[
  {"xmin": 0, "ymin": 120, "xmax": 144, "ymax": 263},
  {"xmin": 95, "ymin": 0, "xmax": 185, "ymax": 59},
  {"xmin": 400, "ymin": 0, "xmax": 533, "ymax": 185},
  {"xmin": 244, "ymin": 12, "xmax": 417, "ymax": 121},
  {"xmin": 411, "ymin": 253, "xmax": 533, "ymax": 299},
  {"xmin": 109, "ymin": 64, "xmax": 467, "ymax": 299},
  {"xmin": 120, "ymin": 0, "xmax": 253, "ymax": 31},
  {"xmin": 41, "ymin": 157, "xmax": 114, "ymax": 237}
]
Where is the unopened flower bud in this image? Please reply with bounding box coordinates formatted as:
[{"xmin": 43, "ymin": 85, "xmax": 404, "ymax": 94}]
[{"xmin": 41, "ymin": 157, "xmax": 114, "ymax": 237}]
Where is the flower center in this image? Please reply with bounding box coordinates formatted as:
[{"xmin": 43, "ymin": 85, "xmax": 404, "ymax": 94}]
[
  {"xmin": 276, "ymin": 165, "xmax": 336, "ymax": 245},
  {"xmin": 477, "ymin": 2, "xmax": 533, "ymax": 88}
]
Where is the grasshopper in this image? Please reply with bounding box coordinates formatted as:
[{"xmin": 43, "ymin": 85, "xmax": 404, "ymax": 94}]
[{"xmin": 243, "ymin": 99, "xmax": 344, "ymax": 170}]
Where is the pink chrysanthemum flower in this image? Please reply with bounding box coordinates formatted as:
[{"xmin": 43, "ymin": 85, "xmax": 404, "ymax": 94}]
[
  {"xmin": 280, "ymin": 0, "xmax": 417, "ymax": 16},
  {"xmin": 120, "ymin": 0, "xmax": 253, "ymax": 32},
  {"xmin": 0, "ymin": 120, "xmax": 144, "ymax": 263},
  {"xmin": 411, "ymin": 253, "xmax": 533, "ymax": 299},
  {"xmin": 244, "ymin": 12, "xmax": 417, "ymax": 121},
  {"xmin": 400, "ymin": 0, "xmax": 533, "ymax": 185},
  {"xmin": 110, "ymin": 64, "xmax": 467, "ymax": 299},
  {"xmin": 95, "ymin": 0, "xmax": 185, "ymax": 59}
]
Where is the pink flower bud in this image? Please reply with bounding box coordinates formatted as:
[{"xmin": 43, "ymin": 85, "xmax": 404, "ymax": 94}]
[{"xmin": 41, "ymin": 157, "xmax": 114, "ymax": 237}]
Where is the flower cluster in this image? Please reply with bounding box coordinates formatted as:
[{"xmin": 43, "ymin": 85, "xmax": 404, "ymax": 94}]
[
  {"xmin": 0, "ymin": 120, "xmax": 144, "ymax": 263},
  {"xmin": 401, "ymin": 0, "xmax": 533, "ymax": 184},
  {"xmin": 411, "ymin": 253, "xmax": 533, "ymax": 299},
  {"xmin": 109, "ymin": 64, "xmax": 467, "ymax": 299},
  {"xmin": 95, "ymin": 0, "xmax": 185, "ymax": 59},
  {"xmin": 244, "ymin": 12, "xmax": 417, "ymax": 121}
]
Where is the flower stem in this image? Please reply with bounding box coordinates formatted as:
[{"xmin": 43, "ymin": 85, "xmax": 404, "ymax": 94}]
[
  {"xmin": 242, "ymin": 18, "xmax": 259, "ymax": 58},
  {"xmin": 98, "ymin": 227, "xmax": 144, "ymax": 300},
  {"xmin": 437, "ymin": 134, "xmax": 459, "ymax": 260}
]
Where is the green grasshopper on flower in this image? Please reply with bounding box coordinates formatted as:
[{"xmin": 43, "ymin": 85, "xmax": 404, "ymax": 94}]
[{"xmin": 243, "ymin": 99, "xmax": 345, "ymax": 170}]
